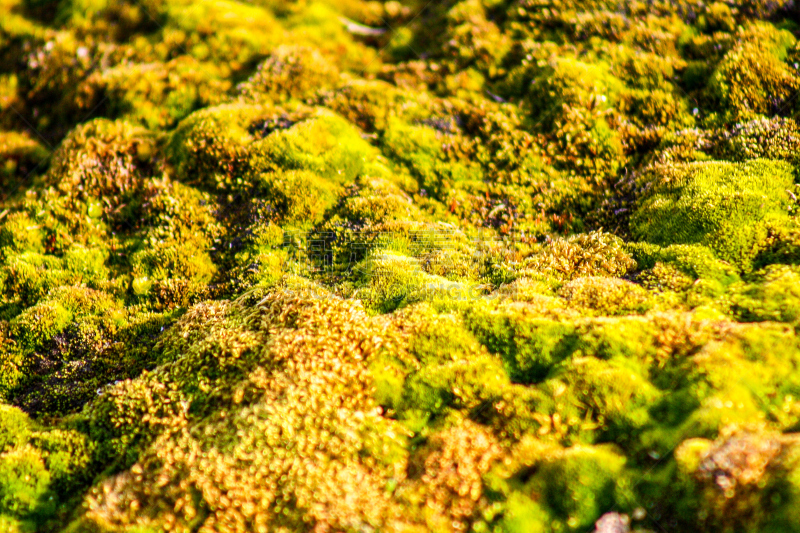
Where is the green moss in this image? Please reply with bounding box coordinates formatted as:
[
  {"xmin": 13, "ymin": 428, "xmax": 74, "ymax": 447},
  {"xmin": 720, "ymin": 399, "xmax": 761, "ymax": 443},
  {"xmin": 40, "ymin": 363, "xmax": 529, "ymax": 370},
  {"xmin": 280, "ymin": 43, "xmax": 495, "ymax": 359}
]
[
  {"xmin": 44, "ymin": 118, "xmax": 157, "ymax": 210},
  {"xmin": 238, "ymin": 44, "xmax": 340, "ymax": 102},
  {"xmin": 381, "ymin": 116, "xmax": 482, "ymax": 201},
  {"xmin": 78, "ymin": 57, "xmax": 231, "ymax": 129},
  {"xmin": 30, "ymin": 429, "xmax": 94, "ymax": 493},
  {"xmin": 161, "ymin": 0, "xmax": 281, "ymax": 68},
  {"xmin": 674, "ymin": 430, "xmax": 800, "ymax": 532},
  {"xmin": 401, "ymin": 352, "xmax": 509, "ymax": 425},
  {"xmin": 714, "ymin": 117, "xmax": 800, "ymax": 166},
  {"xmin": 165, "ymin": 103, "xmax": 265, "ymax": 192},
  {"xmin": 628, "ymin": 242, "xmax": 740, "ymax": 287},
  {"xmin": 513, "ymin": 57, "xmax": 623, "ymax": 130},
  {"xmin": 319, "ymin": 79, "xmax": 404, "ymax": 132},
  {"xmin": 465, "ymin": 302, "xmax": 578, "ymax": 383},
  {"xmin": 0, "ymin": 446, "xmax": 50, "ymax": 517},
  {"xmin": 731, "ymin": 265, "xmax": 800, "ymax": 323},
  {"xmin": 0, "ymin": 213, "xmax": 44, "ymax": 255},
  {"xmin": 1, "ymin": 248, "xmax": 109, "ymax": 308},
  {"xmin": 559, "ymin": 276, "xmax": 651, "ymax": 315},
  {"xmin": 524, "ymin": 231, "xmax": 635, "ymax": 280},
  {"xmin": 631, "ymin": 159, "xmax": 795, "ymax": 270},
  {"xmin": 0, "ymin": 131, "xmax": 49, "ymax": 201},
  {"xmin": 127, "ymin": 179, "xmax": 221, "ymax": 308},
  {"xmin": 0, "ymin": 405, "xmax": 30, "ymax": 451},
  {"xmin": 706, "ymin": 24, "xmax": 798, "ymax": 123},
  {"xmin": 352, "ymin": 250, "xmax": 435, "ymax": 313},
  {"xmin": 3, "ymin": 0, "xmax": 800, "ymax": 530},
  {"xmin": 336, "ymin": 177, "xmax": 422, "ymax": 226},
  {"xmin": 525, "ymin": 443, "xmax": 630, "ymax": 530},
  {"xmin": 10, "ymin": 299, "xmax": 72, "ymax": 354},
  {"xmin": 250, "ymin": 109, "xmax": 376, "ymax": 185},
  {"xmin": 753, "ymin": 219, "xmax": 800, "ymax": 268},
  {"xmin": 573, "ymin": 317, "xmax": 659, "ymax": 361}
]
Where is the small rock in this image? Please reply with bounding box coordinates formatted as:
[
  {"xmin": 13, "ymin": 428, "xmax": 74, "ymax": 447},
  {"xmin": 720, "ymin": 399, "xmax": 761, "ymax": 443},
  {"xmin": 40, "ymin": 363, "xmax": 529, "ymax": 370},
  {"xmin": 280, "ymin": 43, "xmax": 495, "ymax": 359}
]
[{"xmin": 594, "ymin": 512, "xmax": 630, "ymax": 533}]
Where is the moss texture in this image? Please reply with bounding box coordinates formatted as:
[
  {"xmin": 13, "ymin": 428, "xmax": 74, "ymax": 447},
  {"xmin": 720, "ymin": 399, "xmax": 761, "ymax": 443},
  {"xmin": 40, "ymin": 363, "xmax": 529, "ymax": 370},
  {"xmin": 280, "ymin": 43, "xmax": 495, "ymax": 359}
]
[{"xmin": 1, "ymin": 0, "xmax": 800, "ymax": 531}]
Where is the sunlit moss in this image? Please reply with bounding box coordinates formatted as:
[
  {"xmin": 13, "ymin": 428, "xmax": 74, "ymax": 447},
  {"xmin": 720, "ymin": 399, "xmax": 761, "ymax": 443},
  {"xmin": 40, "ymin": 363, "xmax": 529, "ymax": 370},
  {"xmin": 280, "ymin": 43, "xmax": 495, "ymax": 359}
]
[
  {"xmin": 238, "ymin": 44, "xmax": 340, "ymax": 103},
  {"xmin": 1, "ymin": 0, "xmax": 800, "ymax": 530},
  {"xmin": 631, "ymin": 159, "xmax": 795, "ymax": 270}
]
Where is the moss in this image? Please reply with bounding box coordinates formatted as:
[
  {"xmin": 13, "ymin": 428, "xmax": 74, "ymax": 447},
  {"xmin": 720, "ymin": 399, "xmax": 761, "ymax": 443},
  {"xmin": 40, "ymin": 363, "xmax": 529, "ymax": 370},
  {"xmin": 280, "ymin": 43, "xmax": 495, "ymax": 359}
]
[
  {"xmin": 0, "ymin": 131, "xmax": 49, "ymax": 201},
  {"xmin": 522, "ymin": 443, "xmax": 631, "ymax": 530},
  {"xmin": 558, "ymin": 276, "xmax": 651, "ymax": 316},
  {"xmin": 465, "ymin": 302, "xmax": 578, "ymax": 383},
  {"xmin": 4, "ymin": 0, "xmax": 800, "ymax": 530},
  {"xmin": 44, "ymin": 118, "xmax": 157, "ymax": 210},
  {"xmin": 336, "ymin": 177, "xmax": 421, "ymax": 226},
  {"xmin": 0, "ymin": 405, "xmax": 30, "ymax": 451},
  {"xmin": 238, "ymin": 44, "xmax": 340, "ymax": 102},
  {"xmin": 10, "ymin": 299, "xmax": 73, "ymax": 354},
  {"xmin": 381, "ymin": 116, "xmax": 483, "ymax": 201},
  {"xmin": 256, "ymin": 170, "xmax": 340, "ymax": 229},
  {"xmin": 401, "ymin": 352, "xmax": 510, "ymax": 424},
  {"xmin": 548, "ymin": 356, "xmax": 661, "ymax": 443},
  {"xmin": 319, "ymin": 79, "xmax": 404, "ymax": 133},
  {"xmin": 524, "ymin": 231, "xmax": 635, "ymax": 280},
  {"xmin": 674, "ymin": 430, "xmax": 800, "ymax": 532},
  {"xmin": 160, "ymin": 0, "xmax": 282, "ymax": 68},
  {"xmin": 77, "ymin": 57, "xmax": 231, "ymax": 130},
  {"xmin": 352, "ymin": 249, "xmax": 434, "ymax": 313},
  {"xmin": 1, "ymin": 248, "xmax": 109, "ymax": 309},
  {"xmin": 706, "ymin": 24, "xmax": 798, "ymax": 123},
  {"xmin": 0, "ymin": 446, "xmax": 51, "ymax": 517},
  {"xmin": 545, "ymin": 98, "xmax": 625, "ymax": 190},
  {"xmin": 752, "ymin": 219, "xmax": 800, "ymax": 268},
  {"xmin": 731, "ymin": 265, "xmax": 800, "ymax": 323},
  {"xmin": 79, "ymin": 290, "xmax": 413, "ymax": 531},
  {"xmin": 573, "ymin": 317, "xmax": 659, "ymax": 361},
  {"xmin": 30, "ymin": 429, "xmax": 94, "ymax": 493},
  {"xmin": 627, "ymin": 242, "xmax": 740, "ymax": 287},
  {"xmin": 513, "ymin": 56, "xmax": 623, "ymax": 130},
  {"xmin": 249, "ymin": 109, "xmax": 376, "ymax": 186},
  {"xmin": 631, "ymin": 159, "xmax": 795, "ymax": 270},
  {"xmin": 713, "ymin": 117, "xmax": 800, "ymax": 166},
  {"xmin": 127, "ymin": 179, "xmax": 221, "ymax": 308},
  {"xmin": 0, "ymin": 213, "xmax": 44, "ymax": 255},
  {"xmin": 165, "ymin": 103, "xmax": 266, "ymax": 192}
]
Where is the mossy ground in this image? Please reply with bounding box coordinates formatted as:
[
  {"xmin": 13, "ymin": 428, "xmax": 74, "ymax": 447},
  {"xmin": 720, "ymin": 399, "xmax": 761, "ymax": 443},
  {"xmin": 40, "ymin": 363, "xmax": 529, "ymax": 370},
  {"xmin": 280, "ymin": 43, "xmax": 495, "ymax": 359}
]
[{"xmin": 2, "ymin": 0, "xmax": 800, "ymax": 531}]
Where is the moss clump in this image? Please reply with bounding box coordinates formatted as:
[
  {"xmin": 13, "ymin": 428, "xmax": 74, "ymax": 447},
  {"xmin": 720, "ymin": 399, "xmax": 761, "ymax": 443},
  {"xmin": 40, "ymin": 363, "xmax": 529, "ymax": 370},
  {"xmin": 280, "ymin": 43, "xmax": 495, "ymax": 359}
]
[
  {"xmin": 713, "ymin": 117, "xmax": 800, "ymax": 166},
  {"xmin": 706, "ymin": 24, "xmax": 798, "ymax": 123},
  {"xmin": 77, "ymin": 57, "xmax": 230, "ymax": 130},
  {"xmin": 465, "ymin": 302, "xmax": 578, "ymax": 383},
  {"xmin": 559, "ymin": 276, "xmax": 651, "ymax": 315},
  {"xmin": 249, "ymin": 110, "xmax": 375, "ymax": 185},
  {"xmin": 44, "ymin": 118, "xmax": 157, "ymax": 210},
  {"xmin": 0, "ymin": 131, "xmax": 48, "ymax": 202},
  {"xmin": 0, "ymin": 405, "xmax": 30, "ymax": 451},
  {"xmin": 631, "ymin": 159, "xmax": 795, "ymax": 270},
  {"xmin": 165, "ymin": 103, "xmax": 265, "ymax": 192},
  {"xmin": 503, "ymin": 440, "xmax": 632, "ymax": 531},
  {"xmin": 238, "ymin": 44, "xmax": 340, "ymax": 102},
  {"xmin": 675, "ymin": 430, "xmax": 800, "ymax": 532},
  {"xmin": 0, "ymin": 446, "xmax": 50, "ymax": 517},
  {"xmin": 524, "ymin": 231, "xmax": 636, "ymax": 280},
  {"xmin": 381, "ymin": 116, "xmax": 482, "ymax": 201},
  {"xmin": 731, "ymin": 265, "xmax": 800, "ymax": 323},
  {"xmin": 352, "ymin": 249, "xmax": 438, "ymax": 313},
  {"xmin": 513, "ymin": 57, "xmax": 622, "ymax": 128}
]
